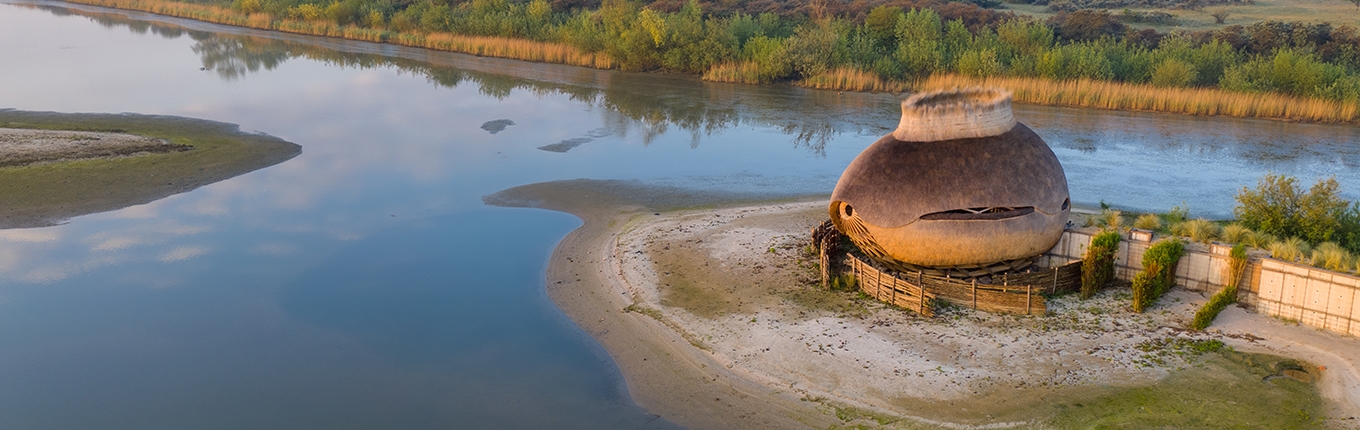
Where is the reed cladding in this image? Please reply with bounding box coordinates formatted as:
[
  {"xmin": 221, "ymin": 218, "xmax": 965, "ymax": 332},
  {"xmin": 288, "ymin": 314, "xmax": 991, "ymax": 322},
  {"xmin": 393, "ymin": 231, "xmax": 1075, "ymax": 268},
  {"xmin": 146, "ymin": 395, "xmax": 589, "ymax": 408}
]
[
  {"xmin": 64, "ymin": 0, "xmax": 613, "ymax": 69},
  {"xmin": 919, "ymin": 74, "xmax": 1360, "ymax": 124}
]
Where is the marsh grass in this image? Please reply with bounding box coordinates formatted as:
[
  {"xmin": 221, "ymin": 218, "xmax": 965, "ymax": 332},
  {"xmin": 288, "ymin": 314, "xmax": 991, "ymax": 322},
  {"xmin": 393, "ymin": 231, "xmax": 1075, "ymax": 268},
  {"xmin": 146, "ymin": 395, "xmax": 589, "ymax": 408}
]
[
  {"xmin": 1270, "ymin": 237, "xmax": 1311, "ymax": 263},
  {"xmin": 1179, "ymin": 218, "xmax": 1221, "ymax": 244},
  {"xmin": 66, "ymin": 0, "xmax": 613, "ymax": 69},
  {"xmin": 796, "ymin": 67, "xmax": 908, "ymax": 93},
  {"xmin": 1310, "ymin": 242, "xmax": 1353, "ymax": 272},
  {"xmin": 1133, "ymin": 213, "xmax": 1162, "ymax": 231},
  {"xmin": 918, "ymin": 74, "xmax": 1360, "ymax": 123},
  {"xmin": 1244, "ymin": 231, "xmax": 1277, "ymax": 249},
  {"xmin": 1099, "ymin": 209, "xmax": 1125, "ymax": 232},
  {"xmin": 1220, "ymin": 224, "xmax": 1252, "ymax": 244}
]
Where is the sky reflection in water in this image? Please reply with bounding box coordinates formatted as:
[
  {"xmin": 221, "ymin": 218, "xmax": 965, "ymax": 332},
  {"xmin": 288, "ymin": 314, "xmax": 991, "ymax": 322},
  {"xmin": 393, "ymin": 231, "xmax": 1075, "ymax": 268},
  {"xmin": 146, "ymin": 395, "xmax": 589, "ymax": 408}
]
[{"xmin": 2, "ymin": 1, "xmax": 1360, "ymax": 428}]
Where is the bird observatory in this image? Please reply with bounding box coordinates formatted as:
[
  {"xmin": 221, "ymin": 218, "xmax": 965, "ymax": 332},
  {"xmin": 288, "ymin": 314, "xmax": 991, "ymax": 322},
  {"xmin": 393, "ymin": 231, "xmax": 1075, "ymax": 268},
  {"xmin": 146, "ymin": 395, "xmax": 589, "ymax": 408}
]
[{"xmin": 814, "ymin": 88, "xmax": 1083, "ymax": 316}]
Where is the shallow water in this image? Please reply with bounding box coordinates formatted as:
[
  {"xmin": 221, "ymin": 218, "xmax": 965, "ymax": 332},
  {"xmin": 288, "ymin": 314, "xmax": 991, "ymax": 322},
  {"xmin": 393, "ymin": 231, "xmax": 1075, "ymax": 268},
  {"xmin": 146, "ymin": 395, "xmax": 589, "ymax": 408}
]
[{"xmin": 1, "ymin": 1, "xmax": 1358, "ymax": 428}]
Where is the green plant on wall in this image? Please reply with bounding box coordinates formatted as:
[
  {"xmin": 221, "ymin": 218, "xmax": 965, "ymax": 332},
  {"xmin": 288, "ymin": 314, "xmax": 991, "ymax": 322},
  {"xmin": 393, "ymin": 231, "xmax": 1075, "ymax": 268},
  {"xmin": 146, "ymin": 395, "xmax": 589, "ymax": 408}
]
[
  {"xmin": 1133, "ymin": 238, "xmax": 1185, "ymax": 312},
  {"xmin": 1191, "ymin": 244, "xmax": 1248, "ymax": 330},
  {"xmin": 1081, "ymin": 231, "xmax": 1121, "ymax": 299}
]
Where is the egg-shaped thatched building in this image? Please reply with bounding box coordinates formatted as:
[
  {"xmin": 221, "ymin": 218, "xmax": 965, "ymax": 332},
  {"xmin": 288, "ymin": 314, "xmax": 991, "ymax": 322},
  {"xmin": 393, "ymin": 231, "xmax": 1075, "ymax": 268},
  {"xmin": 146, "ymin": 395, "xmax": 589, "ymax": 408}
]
[{"xmin": 829, "ymin": 88, "xmax": 1070, "ymax": 277}]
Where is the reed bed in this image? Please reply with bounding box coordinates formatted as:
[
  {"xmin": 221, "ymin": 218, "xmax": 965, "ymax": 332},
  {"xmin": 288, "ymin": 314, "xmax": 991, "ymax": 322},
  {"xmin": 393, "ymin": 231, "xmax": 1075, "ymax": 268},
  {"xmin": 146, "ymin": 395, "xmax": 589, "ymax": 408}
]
[
  {"xmin": 918, "ymin": 74, "xmax": 1360, "ymax": 124},
  {"xmin": 701, "ymin": 62, "xmax": 765, "ymax": 84},
  {"xmin": 65, "ymin": 0, "xmax": 613, "ymax": 69},
  {"xmin": 796, "ymin": 67, "xmax": 908, "ymax": 93}
]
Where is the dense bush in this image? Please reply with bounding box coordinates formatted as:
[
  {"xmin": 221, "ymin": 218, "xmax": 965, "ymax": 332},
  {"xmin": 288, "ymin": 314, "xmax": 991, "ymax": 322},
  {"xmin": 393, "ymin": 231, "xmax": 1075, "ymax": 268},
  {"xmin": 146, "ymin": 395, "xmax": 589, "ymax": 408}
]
[
  {"xmin": 1133, "ymin": 238, "xmax": 1183, "ymax": 312},
  {"xmin": 1081, "ymin": 230, "xmax": 1122, "ymax": 299},
  {"xmin": 1234, "ymin": 173, "xmax": 1360, "ymax": 251}
]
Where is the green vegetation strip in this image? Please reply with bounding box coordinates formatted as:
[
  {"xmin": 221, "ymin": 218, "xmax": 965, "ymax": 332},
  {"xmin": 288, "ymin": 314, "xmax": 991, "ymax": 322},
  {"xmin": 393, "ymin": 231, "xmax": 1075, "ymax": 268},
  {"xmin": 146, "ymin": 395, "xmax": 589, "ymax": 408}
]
[
  {"xmin": 0, "ymin": 110, "xmax": 300, "ymax": 229},
  {"xmin": 67, "ymin": 0, "xmax": 1360, "ymax": 122}
]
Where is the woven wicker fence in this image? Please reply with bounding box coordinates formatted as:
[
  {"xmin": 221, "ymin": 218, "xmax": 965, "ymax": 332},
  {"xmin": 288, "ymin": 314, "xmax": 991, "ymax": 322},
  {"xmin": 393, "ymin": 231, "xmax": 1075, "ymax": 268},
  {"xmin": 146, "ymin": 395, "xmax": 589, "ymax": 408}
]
[{"xmin": 846, "ymin": 254, "xmax": 1081, "ymax": 316}]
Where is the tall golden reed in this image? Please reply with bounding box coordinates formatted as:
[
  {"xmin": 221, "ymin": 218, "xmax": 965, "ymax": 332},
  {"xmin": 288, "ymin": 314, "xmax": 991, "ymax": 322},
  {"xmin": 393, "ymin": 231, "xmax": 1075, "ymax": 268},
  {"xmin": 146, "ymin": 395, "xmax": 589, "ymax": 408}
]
[
  {"xmin": 797, "ymin": 67, "xmax": 907, "ymax": 93},
  {"xmin": 701, "ymin": 62, "xmax": 763, "ymax": 84},
  {"xmin": 919, "ymin": 74, "xmax": 1360, "ymax": 123},
  {"xmin": 64, "ymin": 0, "xmax": 613, "ymax": 69}
]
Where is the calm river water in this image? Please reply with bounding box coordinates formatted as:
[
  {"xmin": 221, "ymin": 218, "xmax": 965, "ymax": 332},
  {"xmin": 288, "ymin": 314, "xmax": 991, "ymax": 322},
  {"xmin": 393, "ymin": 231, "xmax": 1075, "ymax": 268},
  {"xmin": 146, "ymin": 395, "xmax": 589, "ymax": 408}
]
[{"xmin": 2, "ymin": 1, "xmax": 1359, "ymax": 428}]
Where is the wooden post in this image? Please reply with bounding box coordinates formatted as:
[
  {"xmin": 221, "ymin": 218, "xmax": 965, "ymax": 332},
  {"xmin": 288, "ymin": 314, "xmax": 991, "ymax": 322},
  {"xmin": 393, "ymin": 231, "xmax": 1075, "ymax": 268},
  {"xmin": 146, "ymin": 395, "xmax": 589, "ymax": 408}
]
[
  {"xmin": 1026, "ymin": 284, "xmax": 1033, "ymax": 315},
  {"xmin": 972, "ymin": 278, "xmax": 978, "ymax": 311},
  {"xmin": 917, "ymin": 271, "xmax": 925, "ymax": 315},
  {"xmin": 875, "ymin": 267, "xmax": 883, "ymax": 299},
  {"xmin": 820, "ymin": 244, "xmax": 830, "ymax": 290},
  {"xmin": 890, "ymin": 274, "xmax": 898, "ymax": 306},
  {"xmin": 1052, "ymin": 267, "xmax": 1059, "ymax": 293}
]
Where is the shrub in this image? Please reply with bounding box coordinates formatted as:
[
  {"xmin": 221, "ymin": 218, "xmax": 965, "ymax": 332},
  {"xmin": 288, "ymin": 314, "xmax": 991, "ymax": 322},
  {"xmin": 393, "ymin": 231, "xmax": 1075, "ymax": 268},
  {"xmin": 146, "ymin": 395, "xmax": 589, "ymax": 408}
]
[
  {"xmin": 1151, "ymin": 58, "xmax": 1198, "ymax": 88},
  {"xmin": 1190, "ymin": 244, "xmax": 1247, "ymax": 330},
  {"xmin": 1133, "ymin": 213, "xmax": 1162, "ymax": 231},
  {"xmin": 1082, "ymin": 230, "xmax": 1121, "ymax": 299},
  {"xmin": 1235, "ymin": 173, "xmax": 1353, "ymax": 246},
  {"xmin": 1164, "ymin": 203, "xmax": 1190, "ymax": 224},
  {"xmin": 1133, "ymin": 238, "xmax": 1184, "ymax": 312}
]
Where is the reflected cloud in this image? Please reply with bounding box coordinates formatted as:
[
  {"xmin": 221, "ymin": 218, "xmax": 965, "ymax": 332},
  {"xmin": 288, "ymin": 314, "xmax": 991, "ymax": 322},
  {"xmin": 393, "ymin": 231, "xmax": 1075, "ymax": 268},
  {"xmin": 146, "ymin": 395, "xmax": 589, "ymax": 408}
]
[
  {"xmin": 0, "ymin": 229, "xmax": 60, "ymax": 243},
  {"xmin": 85, "ymin": 221, "xmax": 211, "ymax": 253},
  {"xmin": 159, "ymin": 246, "xmax": 209, "ymax": 262}
]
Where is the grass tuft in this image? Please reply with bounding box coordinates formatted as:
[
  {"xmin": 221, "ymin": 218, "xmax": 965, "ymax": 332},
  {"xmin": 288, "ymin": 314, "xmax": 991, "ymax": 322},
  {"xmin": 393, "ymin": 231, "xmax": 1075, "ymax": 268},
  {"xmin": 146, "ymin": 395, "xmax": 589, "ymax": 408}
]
[{"xmin": 1133, "ymin": 213, "xmax": 1162, "ymax": 231}]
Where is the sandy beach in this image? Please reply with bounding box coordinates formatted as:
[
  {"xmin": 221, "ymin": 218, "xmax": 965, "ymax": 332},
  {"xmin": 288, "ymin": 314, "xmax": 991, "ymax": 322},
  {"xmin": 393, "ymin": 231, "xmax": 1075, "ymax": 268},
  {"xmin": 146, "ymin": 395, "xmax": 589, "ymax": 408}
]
[{"xmin": 488, "ymin": 180, "xmax": 1360, "ymax": 429}]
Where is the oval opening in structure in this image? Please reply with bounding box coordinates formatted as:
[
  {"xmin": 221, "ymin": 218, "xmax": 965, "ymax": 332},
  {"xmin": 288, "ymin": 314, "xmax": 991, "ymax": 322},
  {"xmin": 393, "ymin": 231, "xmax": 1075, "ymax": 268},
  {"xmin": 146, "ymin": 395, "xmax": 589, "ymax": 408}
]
[{"xmin": 919, "ymin": 207, "xmax": 1035, "ymax": 221}]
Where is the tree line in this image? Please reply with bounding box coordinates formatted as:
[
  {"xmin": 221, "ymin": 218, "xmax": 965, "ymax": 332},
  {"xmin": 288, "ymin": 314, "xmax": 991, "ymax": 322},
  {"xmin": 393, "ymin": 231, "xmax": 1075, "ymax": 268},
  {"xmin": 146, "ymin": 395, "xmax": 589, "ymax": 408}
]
[{"xmin": 219, "ymin": 0, "xmax": 1360, "ymax": 102}]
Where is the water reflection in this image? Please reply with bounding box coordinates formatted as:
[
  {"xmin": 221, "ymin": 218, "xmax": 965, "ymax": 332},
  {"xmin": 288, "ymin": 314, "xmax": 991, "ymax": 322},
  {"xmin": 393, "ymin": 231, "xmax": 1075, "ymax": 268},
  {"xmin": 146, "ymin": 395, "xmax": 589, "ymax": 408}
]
[{"xmin": 26, "ymin": 2, "xmax": 882, "ymax": 155}]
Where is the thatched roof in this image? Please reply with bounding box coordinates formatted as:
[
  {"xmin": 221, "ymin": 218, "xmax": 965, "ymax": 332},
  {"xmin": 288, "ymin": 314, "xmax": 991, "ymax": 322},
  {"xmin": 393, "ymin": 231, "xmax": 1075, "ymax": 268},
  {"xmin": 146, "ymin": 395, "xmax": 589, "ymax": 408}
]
[{"xmin": 831, "ymin": 123, "xmax": 1068, "ymax": 229}]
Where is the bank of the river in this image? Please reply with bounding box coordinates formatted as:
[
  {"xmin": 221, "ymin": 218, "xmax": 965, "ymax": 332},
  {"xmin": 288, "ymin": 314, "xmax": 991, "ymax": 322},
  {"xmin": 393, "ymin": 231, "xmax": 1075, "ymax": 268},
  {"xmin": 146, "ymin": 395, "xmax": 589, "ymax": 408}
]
[
  {"xmin": 0, "ymin": 110, "xmax": 300, "ymax": 229},
  {"xmin": 490, "ymin": 179, "xmax": 1360, "ymax": 429},
  {"xmin": 54, "ymin": 0, "xmax": 1360, "ymax": 125}
]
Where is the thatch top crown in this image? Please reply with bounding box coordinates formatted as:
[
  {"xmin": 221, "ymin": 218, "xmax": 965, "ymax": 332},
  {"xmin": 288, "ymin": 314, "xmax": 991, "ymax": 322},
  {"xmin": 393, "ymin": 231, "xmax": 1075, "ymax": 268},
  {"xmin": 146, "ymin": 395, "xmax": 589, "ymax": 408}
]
[{"xmin": 892, "ymin": 87, "xmax": 1016, "ymax": 142}]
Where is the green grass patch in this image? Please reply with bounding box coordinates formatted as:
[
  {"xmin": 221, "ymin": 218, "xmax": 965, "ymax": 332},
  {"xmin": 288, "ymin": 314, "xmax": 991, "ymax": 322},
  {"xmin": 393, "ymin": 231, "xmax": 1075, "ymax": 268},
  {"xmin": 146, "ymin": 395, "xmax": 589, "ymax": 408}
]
[{"xmin": 1050, "ymin": 349, "xmax": 1325, "ymax": 428}]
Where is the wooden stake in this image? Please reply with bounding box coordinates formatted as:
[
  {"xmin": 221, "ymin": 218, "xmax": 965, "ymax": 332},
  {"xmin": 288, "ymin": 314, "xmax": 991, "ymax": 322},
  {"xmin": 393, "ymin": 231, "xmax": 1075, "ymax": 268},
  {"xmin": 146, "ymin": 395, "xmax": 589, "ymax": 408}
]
[
  {"xmin": 917, "ymin": 270, "xmax": 925, "ymax": 315},
  {"xmin": 1053, "ymin": 267, "xmax": 1059, "ymax": 293},
  {"xmin": 890, "ymin": 274, "xmax": 897, "ymax": 306},
  {"xmin": 972, "ymin": 279, "xmax": 978, "ymax": 311},
  {"xmin": 875, "ymin": 266, "xmax": 883, "ymax": 299},
  {"xmin": 1026, "ymin": 284, "xmax": 1033, "ymax": 315}
]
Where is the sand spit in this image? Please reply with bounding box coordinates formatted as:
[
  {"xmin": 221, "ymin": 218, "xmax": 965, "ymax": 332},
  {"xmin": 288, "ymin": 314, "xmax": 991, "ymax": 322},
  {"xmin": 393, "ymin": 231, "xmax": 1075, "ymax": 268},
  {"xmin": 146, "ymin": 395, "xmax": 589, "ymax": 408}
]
[
  {"xmin": 0, "ymin": 110, "xmax": 300, "ymax": 229},
  {"xmin": 0, "ymin": 127, "xmax": 189, "ymax": 168},
  {"xmin": 488, "ymin": 180, "xmax": 1360, "ymax": 429}
]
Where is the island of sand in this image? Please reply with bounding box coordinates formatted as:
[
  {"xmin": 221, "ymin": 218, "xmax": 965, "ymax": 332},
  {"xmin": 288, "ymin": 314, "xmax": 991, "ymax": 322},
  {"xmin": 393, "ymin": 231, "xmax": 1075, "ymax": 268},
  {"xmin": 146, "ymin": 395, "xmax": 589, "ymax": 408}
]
[
  {"xmin": 488, "ymin": 179, "xmax": 1360, "ymax": 429},
  {"xmin": 0, "ymin": 109, "xmax": 300, "ymax": 229}
]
